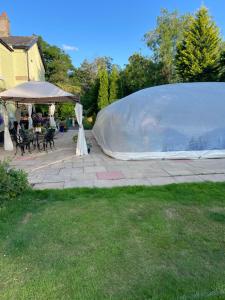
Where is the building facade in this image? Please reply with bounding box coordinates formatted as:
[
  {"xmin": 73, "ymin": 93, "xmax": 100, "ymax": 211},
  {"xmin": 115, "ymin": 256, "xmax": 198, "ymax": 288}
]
[{"xmin": 0, "ymin": 12, "xmax": 45, "ymax": 91}]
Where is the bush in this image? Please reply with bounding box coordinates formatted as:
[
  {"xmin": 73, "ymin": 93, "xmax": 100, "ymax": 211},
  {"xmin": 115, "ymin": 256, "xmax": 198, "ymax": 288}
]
[
  {"xmin": 57, "ymin": 103, "xmax": 75, "ymax": 120},
  {"xmin": 0, "ymin": 161, "xmax": 30, "ymax": 205},
  {"xmin": 83, "ymin": 117, "xmax": 94, "ymax": 130},
  {"xmin": 72, "ymin": 134, "xmax": 78, "ymax": 144}
]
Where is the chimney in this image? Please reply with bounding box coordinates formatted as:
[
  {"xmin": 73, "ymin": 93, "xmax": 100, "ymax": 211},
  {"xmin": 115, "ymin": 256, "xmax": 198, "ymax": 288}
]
[{"xmin": 0, "ymin": 12, "xmax": 10, "ymax": 37}]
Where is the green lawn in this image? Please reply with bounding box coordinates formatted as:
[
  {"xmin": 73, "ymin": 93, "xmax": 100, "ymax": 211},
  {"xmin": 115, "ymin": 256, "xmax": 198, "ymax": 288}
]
[{"xmin": 1, "ymin": 183, "xmax": 225, "ymax": 300}]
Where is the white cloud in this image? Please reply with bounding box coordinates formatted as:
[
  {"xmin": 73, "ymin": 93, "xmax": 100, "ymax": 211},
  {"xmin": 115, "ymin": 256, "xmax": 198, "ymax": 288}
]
[{"xmin": 62, "ymin": 44, "xmax": 79, "ymax": 51}]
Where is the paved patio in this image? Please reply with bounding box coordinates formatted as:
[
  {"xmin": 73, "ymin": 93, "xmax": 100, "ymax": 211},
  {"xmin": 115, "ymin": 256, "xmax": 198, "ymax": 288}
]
[{"xmin": 1, "ymin": 130, "xmax": 225, "ymax": 189}]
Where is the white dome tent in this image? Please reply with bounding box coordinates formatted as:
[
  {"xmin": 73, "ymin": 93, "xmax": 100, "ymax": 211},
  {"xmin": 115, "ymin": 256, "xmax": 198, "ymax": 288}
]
[{"xmin": 93, "ymin": 82, "xmax": 225, "ymax": 160}]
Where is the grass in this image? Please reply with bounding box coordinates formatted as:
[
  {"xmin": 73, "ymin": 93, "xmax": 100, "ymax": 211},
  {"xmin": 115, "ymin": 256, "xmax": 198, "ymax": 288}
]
[{"xmin": 1, "ymin": 183, "xmax": 225, "ymax": 300}]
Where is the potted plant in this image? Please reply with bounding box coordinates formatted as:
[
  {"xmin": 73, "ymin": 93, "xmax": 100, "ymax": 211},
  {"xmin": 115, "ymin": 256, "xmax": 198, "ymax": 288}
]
[{"xmin": 59, "ymin": 120, "xmax": 67, "ymax": 132}]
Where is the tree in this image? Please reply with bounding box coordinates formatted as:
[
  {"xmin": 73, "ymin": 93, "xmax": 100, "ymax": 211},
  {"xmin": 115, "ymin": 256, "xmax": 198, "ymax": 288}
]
[
  {"xmin": 38, "ymin": 37, "xmax": 80, "ymax": 119},
  {"xmin": 109, "ymin": 65, "xmax": 120, "ymax": 102},
  {"xmin": 176, "ymin": 6, "xmax": 221, "ymax": 82},
  {"xmin": 57, "ymin": 103, "xmax": 75, "ymax": 120},
  {"xmin": 122, "ymin": 53, "xmax": 162, "ymax": 96},
  {"xmin": 98, "ymin": 66, "xmax": 109, "ymax": 110},
  {"xmin": 95, "ymin": 56, "xmax": 113, "ymax": 73},
  {"xmin": 38, "ymin": 36, "xmax": 73, "ymax": 85},
  {"xmin": 219, "ymin": 51, "xmax": 225, "ymax": 81},
  {"xmin": 75, "ymin": 59, "xmax": 98, "ymax": 91},
  {"xmin": 55, "ymin": 83, "xmax": 80, "ymax": 120},
  {"xmin": 73, "ymin": 58, "xmax": 107, "ymax": 116},
  {"xmin": 218, "ymin": 42, "xmax": 225, "ymax": 81},
  {"xmin": 81, "ymin": 78, "xmax": 99, "ymax": 117},
  {"xmin": 144, "ymin": 9, "xmax": 191, "ymax": 83}
]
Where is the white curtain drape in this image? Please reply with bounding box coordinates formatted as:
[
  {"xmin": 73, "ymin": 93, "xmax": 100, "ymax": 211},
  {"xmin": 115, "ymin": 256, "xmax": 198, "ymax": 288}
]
[
  {"xmin": 3, "ymin": 104, "xmax": 13, "ymax": 151},
  {"xmin": 28, "ymin": 103, "xmax": 33, "ymax": 129},
  {"xmin": 49, "ymin": 103, "xmax": 56, "ymax": 128},
  {"xmin": 15, "ymin": 107, "xmax": 22, "ymax": 134},
  {"xmin": 15, "ymin": 107, "xmax": 21, "ymax": 123},
  {"xmin": 75, "ymin": 103, "xmax": 88, "ymax": 156}
]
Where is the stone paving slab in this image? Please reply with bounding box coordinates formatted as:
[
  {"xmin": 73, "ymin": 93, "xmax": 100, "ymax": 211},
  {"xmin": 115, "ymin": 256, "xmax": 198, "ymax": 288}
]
[
  {"xmin": 199, "ymin": 174, "xmax": 225, "ymax": 182},
  {"xmin": 96, "ymin": 171, "xmax": 125, "ymax": 180},
  {"xmin": 1, "ymin": 130, "xmax": 225, "ymax": 189},
  {"xmin": 173, "ymin": 175, "xmax": 204, "ymax": 183},
  {"xmin": 34, "ymin": 181, "xmax": 65, "ymax": 190}
]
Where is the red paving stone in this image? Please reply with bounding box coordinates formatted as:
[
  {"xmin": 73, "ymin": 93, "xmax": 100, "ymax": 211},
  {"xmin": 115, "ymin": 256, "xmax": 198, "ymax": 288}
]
[
  {"xmin": 16, "ymin": 156, "xmax": 37, "ymax": 161},
  {"xmin": 96, "ymin": 171, "xmax": 125, "ymax": 180}
]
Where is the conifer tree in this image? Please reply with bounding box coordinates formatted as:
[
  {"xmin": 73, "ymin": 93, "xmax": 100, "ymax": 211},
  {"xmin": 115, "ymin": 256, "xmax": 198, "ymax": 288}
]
[
  {"xmin": 218, "ymin": 50, "xmax": 225, "ymax": 81},
  {"xmin": 98, "ymin": 66, "xmax": 109, "ymax": 110},
  {"xmin": 176, "ymin": 6, "xmax": 221, "ymax": 82},
  {"xmin": 109, "ymin": 65, "xmax": 120, "ymax": 103}
]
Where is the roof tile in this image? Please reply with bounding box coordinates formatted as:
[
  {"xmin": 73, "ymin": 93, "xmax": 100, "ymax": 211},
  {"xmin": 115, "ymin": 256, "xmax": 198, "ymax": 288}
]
[{"xmin": 0, "ymin": 35, "xmax": 38, "ymax": 49}]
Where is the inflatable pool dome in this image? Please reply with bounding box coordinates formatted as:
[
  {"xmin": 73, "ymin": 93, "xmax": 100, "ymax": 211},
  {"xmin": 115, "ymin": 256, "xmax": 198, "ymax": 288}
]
[{"xmin": 93, "ymin": 82, "xmax": 225, "ymax": 160}]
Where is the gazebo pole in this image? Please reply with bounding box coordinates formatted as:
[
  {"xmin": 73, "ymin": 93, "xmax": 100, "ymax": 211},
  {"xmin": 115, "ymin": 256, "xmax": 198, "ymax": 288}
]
[
  {"xmin": 28, "ymin": 103, "xmax": 33, "ymax": 129},
  {"xmin": 49, "ymin": 103, "xmax": 56, "ymax": 128},
  {"xmin": 1, "ymin": 100, "xmax": 13, "ymax": 151},
  {"xmin": 15, "ymin": 105, "xmax": 21, "ymax": 134}
]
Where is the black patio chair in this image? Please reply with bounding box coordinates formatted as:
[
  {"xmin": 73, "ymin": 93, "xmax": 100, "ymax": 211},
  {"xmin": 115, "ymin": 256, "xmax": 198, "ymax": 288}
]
[
  {"xmin": 44, "ymin": 128, "xmax": 55, "ymax": 151},
  {"xmin": 12, "ymin": 130, "xmax": 24, "ymax": 155},
  {"xmin": 11, "ymin": 129, "xmax": 31, "ymax": 156},
  {"xmin": 16, "ymin": 129, "xmax": 32, "ymax": 155}
]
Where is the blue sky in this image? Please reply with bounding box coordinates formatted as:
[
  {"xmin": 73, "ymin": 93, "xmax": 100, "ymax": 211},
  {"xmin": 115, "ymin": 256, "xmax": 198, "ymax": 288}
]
[{"xmin": 1, "ymin": 0, "xmax": 225, "ymax": 68}]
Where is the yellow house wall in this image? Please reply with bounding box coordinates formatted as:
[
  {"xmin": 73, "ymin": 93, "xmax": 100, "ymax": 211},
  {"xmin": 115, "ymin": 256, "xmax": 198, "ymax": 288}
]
[
  {"xmin": 0, "ymin": 42, "xmax": 45, "ymax": 89},
  {"xmin": 0, "ymin": 43, "xmax": 15, "ymax": 89},
  {"xmin": 13, "ymin": 49, "xmax": 29, "ymax": 86},
  {"xmin": 27, "ymin": 43, "xmax": 45, "ymax": 81},
  {"xmin": 0, "ymin": 42, "xmax": 45, "ymax": 127}
]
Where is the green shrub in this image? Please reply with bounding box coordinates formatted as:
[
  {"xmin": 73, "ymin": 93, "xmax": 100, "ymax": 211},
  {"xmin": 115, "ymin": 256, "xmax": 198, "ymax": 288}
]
[
  {"xmin": 72, "ymin": 135, "xmax": 78, "ymax": 144},
  {"xmin": 0, "ymin": 161, "xmax": 30, "ymax": 205},
  {"xmin": 83, "ymin": 117, "xmax": 94, "ymax": 130}
]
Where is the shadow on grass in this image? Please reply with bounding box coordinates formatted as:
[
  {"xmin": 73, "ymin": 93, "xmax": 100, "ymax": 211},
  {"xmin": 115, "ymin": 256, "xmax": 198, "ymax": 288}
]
[{"xmin": 208, "ymin": 211, "xmax": 225, "ymax": 223}]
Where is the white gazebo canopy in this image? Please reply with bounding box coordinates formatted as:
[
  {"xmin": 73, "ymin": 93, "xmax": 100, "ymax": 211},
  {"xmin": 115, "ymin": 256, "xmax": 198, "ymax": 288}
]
[
  {"xmin": 0, "ymin": 81, "xmax": 79, "ymax": 103},
  {"xmin": 0, "ymin": 81, "xmax": 87, "ymax": 156}
]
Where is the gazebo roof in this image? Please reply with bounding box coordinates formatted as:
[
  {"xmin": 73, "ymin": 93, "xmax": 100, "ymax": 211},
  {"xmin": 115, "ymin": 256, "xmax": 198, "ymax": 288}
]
[{"xmin": 0, "ymin": 81, "xmax": 79, "ymax": 103}]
